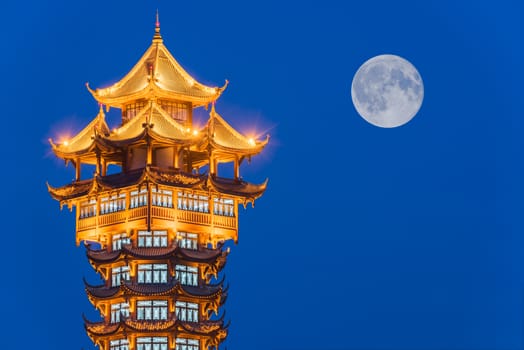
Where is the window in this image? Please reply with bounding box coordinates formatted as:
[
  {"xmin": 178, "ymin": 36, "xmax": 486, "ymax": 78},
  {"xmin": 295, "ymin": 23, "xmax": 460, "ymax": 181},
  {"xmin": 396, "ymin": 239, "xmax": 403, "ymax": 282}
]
[
  {"xmin": 175, "ymin": 265, "xmax": 198, "ymax": 286},
  {"xmin": 137, "ymin": 264, "xmax": 168, "ymax": 284},
  {"xmin": 136, "ymin": 300, "xmax": 168, "ymax": 321},
  {"xmin": 110, "ymin": 339, "xmax": 129, "ymax": 350},
  {"xmin": 178, "ymin": 192, "xmax": 209, "ymax": 213},
  {"xmin": 124, "ymin": 101, "xmax": 146, "ymax": 123},
  {"xmin": 176, "ymin": 338, "xmax": 199, "ymax": 350},
  {"xmin": 100, "ymin": 193, "xmax": 126, "ymax": 214},
  {"xmin": 213, "ymin": 197, "xmax": 235, "ymax": 217},
  {"xmin": 130, "ymin": 188, "xmax": 148, "ymax": 208},
  {"xmin": 177, "ymin": 232, "xmax": 198, "ymax": 250},
  {"xmin": 152, "ymin": 188, "xmax": 173, "ymax": 208},
  {"xmin": 138, "ymin": 231, "xmax": 168, "ymax": 248},
  {"xmin": 159, "ymin": 100, "xmax": 189, "ymax": 125},
  {"xmin": 136, "ymin": 337, "xmax": 168, "ymax": 350},
  {"xmin": 176, "ymin": 301, "xmax": 198, "ymax": 322},
  {"xmin": 112, "ymin": 233, "xmax": 131, "ymax": 251},
  {"xmin": 110, "ymin": 302, "xmax": 130, "ymax": 323},
  {"xmin": 79, "ymin": 199, "xmax": 97, "ymax": 218},
  {"xmin": 112, "ymin": 266, "xmax": 130, "ymax": 287}
]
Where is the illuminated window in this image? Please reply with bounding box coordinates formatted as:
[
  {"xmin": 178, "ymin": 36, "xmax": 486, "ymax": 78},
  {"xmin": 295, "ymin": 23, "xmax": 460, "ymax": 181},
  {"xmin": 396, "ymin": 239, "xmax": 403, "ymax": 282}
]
[
  {"xmin": 136, "ymin": 300, "xmax": 168, "ymax": 320},
  {"xmin": 130, "ymin": 188, "xmax": 148, "ymax": 208},
  {"xmin": 136, "ymin": 337, "xmax": 168, "ymax": 350},
  {"xmin": 175, "ymin": 265, "xmax": 198, "ymax": 286},
  {"xmin": 137, "ymin": 264, "xmax": 168, "ymax": 284},
  {"xmin": 110, "ymin": 339, "xmax": 129, "ymax": 350},
  {"xmin": 176, "ymin": 338, "xmax": 199, "ymax": 350},
  {"xmin": 175, "ymin": 301, "xmax": 198, "ymax": 322},
  {"xmin": 138, "ymin": 231, "xmax": 168, "ymax": 247},
  {"xmin": 213, "ymin": 197, "xmax": 234, "ymax": 217},
  {"xmin": 124, "ymin": 101, "xmax": 146, "ymax": 123},
  {"xmin": 152, "ymin": 188, "xmax": 173, "ymax": 208},
  {"xmin": 110, "ymin": 302, "xmax": 129, "ymax": 323},
  {"xmin": 112, "ymin": 233, "xmax": 131, "ymax": 251},
  {"xmin": 111, "ymin": 266, "xmax": 130, "ymax": 287},
  {"xmin": 177, "ymin": 232, "xmax": 198, "ymax": 250},
  {"xmin": 159, "ymin": 100, "xmax": 189, "ymax": 125},
  {"xmin": 79, "ymin": 199, "xmax": 97, "ymax": 218},
  {"xmin": 100, "ymin": 193, "xmax": 126, "ymax": 214},
  {"xmin": 178, "ymin": 192, "xmax": 209, "ymax": 213}
]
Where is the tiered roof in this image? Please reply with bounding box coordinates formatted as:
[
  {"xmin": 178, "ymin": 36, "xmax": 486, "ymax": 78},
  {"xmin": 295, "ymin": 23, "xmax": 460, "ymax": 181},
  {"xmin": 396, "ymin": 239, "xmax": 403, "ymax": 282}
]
[{"xmin": 49, "ymin": 16, "xmax": 268, "ymax": 169}]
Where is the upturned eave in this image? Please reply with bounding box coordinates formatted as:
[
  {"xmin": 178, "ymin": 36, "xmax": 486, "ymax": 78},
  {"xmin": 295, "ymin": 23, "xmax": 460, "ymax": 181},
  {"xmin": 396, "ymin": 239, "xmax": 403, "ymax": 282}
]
[{"xmin": 49, "ymin": 107, "xmax": 110, "ymax": 160}]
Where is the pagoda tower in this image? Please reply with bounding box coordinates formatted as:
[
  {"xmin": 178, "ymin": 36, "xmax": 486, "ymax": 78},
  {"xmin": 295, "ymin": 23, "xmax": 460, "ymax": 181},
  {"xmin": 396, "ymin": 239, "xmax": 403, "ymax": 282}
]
[{"xmin": 48, "ymin": 16, "xmax": 268, "ymax": 350}]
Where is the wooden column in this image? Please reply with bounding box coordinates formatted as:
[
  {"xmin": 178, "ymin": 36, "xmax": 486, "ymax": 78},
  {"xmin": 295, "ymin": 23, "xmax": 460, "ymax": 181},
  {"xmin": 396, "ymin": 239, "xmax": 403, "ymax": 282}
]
[
  {"xmin": 234, "ymin": 156, "xmax": 240, "ymax": 180},
  {"xmin": 209, "ymin": 151, "xmax": 216, "ymax": 176},
  {"xmin": 75, "ymin": 159, "xmax": 81, "ymax": 181},
  {"xmin": 146, "ymin": 140, "xmax": 153, "ymax": 166},
  {"xmin": 122, "ymin": 147, "xmax": 128, "ymax": 172},
  {"xmin": 95, "ymin": 151, "xmax": 101, "ymax": 175},
  {"xmin": 173, "ymin": 146, "xmax": 179, "ymax": 169},
  {"xmin": 186, "ymin": 147, "xmax": 192, "ymax": 173}
]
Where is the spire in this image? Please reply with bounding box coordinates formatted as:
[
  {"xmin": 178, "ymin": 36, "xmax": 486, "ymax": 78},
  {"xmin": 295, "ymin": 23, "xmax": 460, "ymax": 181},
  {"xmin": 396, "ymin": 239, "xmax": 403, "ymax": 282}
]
[{"xmin": 153, "ymin": 9, "xmax": 163, "ymax": 43}]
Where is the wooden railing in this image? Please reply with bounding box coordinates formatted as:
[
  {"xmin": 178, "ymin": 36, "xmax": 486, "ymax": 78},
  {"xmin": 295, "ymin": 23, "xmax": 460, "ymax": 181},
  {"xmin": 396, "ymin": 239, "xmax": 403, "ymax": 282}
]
[
  {"xmin": 213, "ymin": 215, "xmax": 236, "ymax": 228},
  {"xmin": 98, "ymin": 210, "xmax": 126, "ymax": 226},
  {"xmin": 78, "ymin": 216, "xmax": 96, "ymax": 230},
  {"xmin": 151, "ymin": 206, "xmax": 175, "ymax": 220},
  {"xmin": 129, "ymin": 206, "xmax": 148, "ymax": 220},
  {"xmin": 177, "ymin": 210, "xmax": 212, "ymax": 225}
]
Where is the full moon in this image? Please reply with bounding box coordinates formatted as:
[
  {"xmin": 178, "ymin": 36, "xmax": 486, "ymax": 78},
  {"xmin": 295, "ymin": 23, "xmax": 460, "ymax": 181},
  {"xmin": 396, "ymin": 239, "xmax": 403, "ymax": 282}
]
[{"xmin": 351, "ymin": 54, "xmax": 424, "ymax": 128}]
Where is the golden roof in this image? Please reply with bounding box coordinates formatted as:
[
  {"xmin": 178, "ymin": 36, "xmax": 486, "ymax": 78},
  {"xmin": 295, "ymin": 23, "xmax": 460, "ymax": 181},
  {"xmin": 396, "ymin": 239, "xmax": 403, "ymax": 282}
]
[
  {"xmin": 206, "ymin": 105, "xmax": 269, "ymax": 155},
  {"xmin": 106, "ymin": 102, "xmax": 199, "ymax": 144},
  {"xmin": 86, "ymin": 22, "xmax": 227, "ymax": 108},
  {"xmin": 49, "ymin": 106, "xmax": 109, "ymax": 158}
]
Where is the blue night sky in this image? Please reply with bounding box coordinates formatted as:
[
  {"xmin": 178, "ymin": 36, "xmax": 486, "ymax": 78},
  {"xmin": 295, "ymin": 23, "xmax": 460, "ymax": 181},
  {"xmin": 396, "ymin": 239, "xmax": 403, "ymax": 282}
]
[{"xmin": 1, "ymin": 1, "xmax": 523, "ymax": 349}]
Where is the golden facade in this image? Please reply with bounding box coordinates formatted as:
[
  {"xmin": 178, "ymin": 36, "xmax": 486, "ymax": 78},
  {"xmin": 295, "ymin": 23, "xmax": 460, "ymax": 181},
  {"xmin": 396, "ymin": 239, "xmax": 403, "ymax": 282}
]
[{"xmin": 48, "ymin": 15, "xmax": 268, "ymax": 350}]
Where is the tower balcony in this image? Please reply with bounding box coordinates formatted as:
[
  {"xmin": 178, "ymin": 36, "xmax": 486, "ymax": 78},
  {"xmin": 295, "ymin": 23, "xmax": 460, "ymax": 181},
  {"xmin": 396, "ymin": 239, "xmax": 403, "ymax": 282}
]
[{"xmin": 75, "ymin": 188, "xmax": 238, "ymax": 246}]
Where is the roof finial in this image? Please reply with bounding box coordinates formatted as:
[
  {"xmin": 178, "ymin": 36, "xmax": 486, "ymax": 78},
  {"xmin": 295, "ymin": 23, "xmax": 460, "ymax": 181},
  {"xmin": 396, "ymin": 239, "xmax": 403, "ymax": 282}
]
[{"xmin": 153, "ymin": 9, "xmax": 163, "ymax": 42}]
